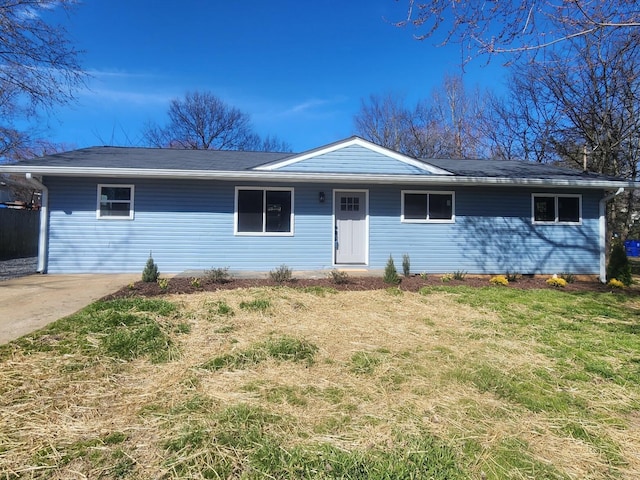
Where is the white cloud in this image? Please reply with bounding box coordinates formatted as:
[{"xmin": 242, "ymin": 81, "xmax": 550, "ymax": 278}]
[
  {"xmin": 275, "ymin": 96, "xmax": 349, "ymax": 118},
  {"xmin": 80, "ymin": 87, "xmax": 174, "ymax": 106}
]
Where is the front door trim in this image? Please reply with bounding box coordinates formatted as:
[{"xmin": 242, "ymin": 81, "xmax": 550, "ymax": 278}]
[{"xmin": 332, "ymin": 189, "xmax": 369, "ymax": 266}]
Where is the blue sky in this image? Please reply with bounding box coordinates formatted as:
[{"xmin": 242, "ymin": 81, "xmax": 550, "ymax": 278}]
[{"xmin": 41, "ymin": 0, "xmax": 509, "ymax": 153}]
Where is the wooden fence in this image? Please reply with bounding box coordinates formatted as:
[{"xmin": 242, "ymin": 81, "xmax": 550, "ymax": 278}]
[{"xmin": 0, "ymin": 209, "xmax": 40, "ymax": 260}]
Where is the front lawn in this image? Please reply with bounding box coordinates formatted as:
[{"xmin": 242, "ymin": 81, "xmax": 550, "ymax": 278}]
[{"xmin": 0, "ymin": 286, "xmax": 639, "ymax": 479}]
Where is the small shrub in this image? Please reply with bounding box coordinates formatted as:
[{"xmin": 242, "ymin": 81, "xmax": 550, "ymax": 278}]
[
  {"xmin": 506, "ymin": 271, "xmax": 520, "ymax": 282},
  {"xmin": 546, "ymin": 276, "xmax": 567, "ymax": 288},
  {"xmin": 386, "ymin": 286, "xmax": 403, "ymax": 296},
  {"xmin": 190, "ymin": 277, "xmax": 201, "ymax": 289},
  {"xmin": 607, "ymin": 278, "xmax": 625, "ymax": 289},
  {"xmin": 328, "ymin": 269, "xmax": 350, "ymax": 285},
  {"xmin": 490, "ymin": 275, "xmax": 509, "ymax": 286},
  {"xmin": 452, "ymin": 270, "xmax": 467, "ymax": 280},
  {"xmin": 607, "ymin": 243, "xmax": 632, "ymax": 286},
  {"xmin": 270, "ymin": 264, "xmax": 293, "ymax": 283},
  {"xmin": 402, "ymin": 253, "xmax": 411, "ymax": 277},
  {"xmin": 560, "ymin": 272, "xmax": 576, "ymax": 284},
  {"xmin": 420, "ymin": 272, "xmax": 428, "ymax": 279},
  {"xmin": 157, "ymin": 278, "xmax": 169, "ymax": 291},
  {"xmin": 383, "ymin": 255, "xmax": 401, "ymax": 285},
  {"xmin": 141, "ymin": 254, "xmax": 159, "ymax": 283},
  {"xmin": 441, "ymin": 273, "xmax": 453, "ymax": 283},
  {"xmin": 204, "ymin": 266, "xmax": 231, "ymax": 284}
]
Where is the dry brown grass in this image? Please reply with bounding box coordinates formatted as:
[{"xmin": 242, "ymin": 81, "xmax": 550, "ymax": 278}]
[{"xmin": 0, "ymin": 287, "xmax": 638, "ymax": 479}]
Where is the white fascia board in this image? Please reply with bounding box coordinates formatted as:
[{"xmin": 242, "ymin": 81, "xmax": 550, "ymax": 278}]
[
  {"xmin": 254, "ymin": 137, "xmax": 453, "ymax": 175},
  {"xmin": 2, "ymin": 165, "xmax": 637, "ymax": 189}
]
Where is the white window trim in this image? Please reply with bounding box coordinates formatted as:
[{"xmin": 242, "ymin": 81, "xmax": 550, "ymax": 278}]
[
  {"xmin": 401, "ymin": 190, "xmax": 455, "ymax": 223},
  {"xmin": 96, "ymin": 184, "xmax": 135, "ymax": 220},
  {"xmin": 532, "ymin": 193, "xmax": 582, "ymax": 225},
  {"xmin": 234, "ymin": 186, "xmax": 295, "ymax": 236}
]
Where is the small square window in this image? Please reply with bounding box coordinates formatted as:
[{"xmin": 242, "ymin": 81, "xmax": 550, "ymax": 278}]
[{"xmin": 97, "ymin": 185, "xmax": 134, "ymax": 219}]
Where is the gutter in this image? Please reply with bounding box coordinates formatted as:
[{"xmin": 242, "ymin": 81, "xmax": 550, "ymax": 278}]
[
  {"xmin": 0, "ymin": 166, "xmax": 637, "ymax": 189},
  {"xmin": 599, "ymin": 187, "xmax": 624, "ymax": 283},
  {"xmin": 25, "ymin": 173, "xmax": 48, "ymax": 273}
]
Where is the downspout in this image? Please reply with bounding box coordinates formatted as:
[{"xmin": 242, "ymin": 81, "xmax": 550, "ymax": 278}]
[
  {"xmin": 25, "ymin": 173, "xmax": 48, "ymax": 273},
  {"xmin": 599, "ymin": 187, "xmax": 624, "ymax": 283}
]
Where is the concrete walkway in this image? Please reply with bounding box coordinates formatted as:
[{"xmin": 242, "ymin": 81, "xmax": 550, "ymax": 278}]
[{"xmin": 0, "ymin": 274, "xmax": 138, "ymax": 344}]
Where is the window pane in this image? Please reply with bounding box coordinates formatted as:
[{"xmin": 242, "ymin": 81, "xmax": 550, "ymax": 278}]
[
  {"xmin": 266, "ymin": 190, "xmax": 291, "ymax": 232},
  {"xmin": 404, "ymin": 193, "xmax": 427, "ymax": 219},
  {"xmin": 429, "ymin": 194, "xmax": 453, "ymax": 220},
  {"xmin": 534, "ymin": 196, "xmax": 555, "ymax": 222},
  {"xmin": 558, "ymin": 196, "xmax": 579, "ymax": 222},
  {"xmin": 237, "ymin": 190, "xmax": 263, "ymax": 232},
  {"xmin": 101, "ymin": 187, "xmax": 131, "ymax": 201},
  {"xmin": 99, "ymin": 186, "xmax": 132, "ymax": 218},
  {"xmin": 100, "ymin": 202, "xmax": 130, "ymax": 216}
]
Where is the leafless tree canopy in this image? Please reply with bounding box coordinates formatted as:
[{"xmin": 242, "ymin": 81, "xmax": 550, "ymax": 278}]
[
  {"xmin": 354, "ymin": 75, "xmax": 485, "ymax": 159},
  {"xmin": 396, "ymin": 0, "xmax": 640, "ymax": 59},
  {"xmin": 482, "ymin": 29, "xmax": 640, "ymax": 237},
  {"xmin": 0, "ymin": 0, "xmax": 84, "ymax": 159},
  {"xmin": 0, "ymin": 0, "xmax": 83, "ymax": 115},
  {"xmin": 143, "ymin": 91, "xmax": 291, "ymax": 152}
]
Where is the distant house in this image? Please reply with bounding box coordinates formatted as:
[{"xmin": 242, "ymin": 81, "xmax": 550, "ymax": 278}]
[{"xmin": 0, "ymin": 137, "xmax": 635, "ymax": 281}]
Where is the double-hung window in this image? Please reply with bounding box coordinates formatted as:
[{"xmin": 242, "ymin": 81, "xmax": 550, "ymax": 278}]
[
  {"xmin": 532, "ymin": 194, "xmax": 581, "ymax": 224},
  {"xmin": 235, "ymin": 187, "xmax": 293, "ymax": 235},
  {"xmin": 97, "ymin": 184, "xmax": 134, "ymax": 220},
  {"xmin": 401, "ymin": 190, "xmax": 455, "ymax": 223}
]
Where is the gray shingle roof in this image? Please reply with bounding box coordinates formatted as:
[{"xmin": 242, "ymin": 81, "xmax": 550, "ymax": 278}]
[
  {"xmin": 10, "ymin": 146, "xmax": 294, "ymax": 171},
  {"xmin": 424, "ymin": 158, "xmax": 620, "ymax": 181},
  {"xmin": 1, "ymin": 143, "xmax": 630, "ymax": 185}
]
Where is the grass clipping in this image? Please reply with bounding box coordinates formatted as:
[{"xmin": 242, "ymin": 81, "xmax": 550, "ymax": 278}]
[{"xmin": 0, "ymin": 286, "xmax": 639, "ymax": 479}]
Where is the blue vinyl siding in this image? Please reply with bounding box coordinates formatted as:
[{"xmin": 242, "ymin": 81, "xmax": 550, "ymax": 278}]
[
  {"xmin": 277, "ymin": 145, "xmax": 431, "ymax": 175},
  {"xmin": 370, "ymin": 186, "xmax": 599, "ymax": 275},
  {"xmin": 44, "ymin": 177, "xmax": 601, "ymax": 275}
]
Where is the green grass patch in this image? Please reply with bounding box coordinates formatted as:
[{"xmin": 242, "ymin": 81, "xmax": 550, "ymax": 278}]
[
  {"xmin": 481, "ymin": 437, "xmax": 568, "ymax": 480},
  {"xmin": 350, "ymin": 350, "xmax": 384, "ymax": 375},
  {"xmin": 298, "ymin": 286, "xmax": 338, "ymax": 296},
  {"xmin": 201, "ymin": 334, "xmax": 318, "ymax": 371},
  {"xmin": 206, "ymin": 300, "xmax": 234, "ymax": 317},
  {"xmin": 1, "ymin": 298, "xmax": 179, "ymax": 363},
  {"xmin": 239, "ymin": 298, "xmax": 271, "ymax": 312},
  {"xmin": 451, "ymin": 363, "xmax": 587, "ymax": 413}
]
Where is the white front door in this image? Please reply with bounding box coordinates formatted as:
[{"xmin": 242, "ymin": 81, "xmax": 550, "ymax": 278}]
[{"xmin": 334, "ymin": 191, "xmax": 368, "ymax": 264}]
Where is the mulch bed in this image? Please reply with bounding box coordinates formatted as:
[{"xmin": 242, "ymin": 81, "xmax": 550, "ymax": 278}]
[{"xmin": 105, "ymin": 274, "xmax": 631, "ymax": 300}]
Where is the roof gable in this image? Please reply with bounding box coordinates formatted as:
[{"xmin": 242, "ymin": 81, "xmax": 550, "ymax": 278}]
[{"xmin": 255, "ymin": 137, "xmax": 452, "ymax": 175}]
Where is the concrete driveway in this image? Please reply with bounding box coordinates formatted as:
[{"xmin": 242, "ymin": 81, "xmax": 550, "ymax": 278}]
[{"xmin": 0, "ymin": 274, "xmax": 138, "ymax": 344}]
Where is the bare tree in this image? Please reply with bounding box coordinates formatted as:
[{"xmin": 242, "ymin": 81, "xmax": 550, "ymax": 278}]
[
  {"xmin": 428, "ymin": 74, "xmax": 485, "ymax": 157},
  {"xmin": 354, "ymin": 75, "xmax": 486, "ymax": 158},
  {"xmin": 353, "ymin": 93, "xmax": 415, "ymax": 153},
  {"xmin": 485, "ymin": 30, "xmax": 640, "ymax": 238},
  {"xmin": 143, "ymin": 91, "xmax": 290, "ymax": 152},
  {"xmin": 0, "ymin": 0, "xmax": 84, "ymax": 159},
  {"xmin": 258, "ymin": 134, "xmax": 291, "ymax": 153},
  {"xmin": 395, "ymin": 0, "xmax": 640, "ymax": 60},
  {"xmin": 0, "ymin": 0, "xmax": 83, "ymax": 115}
]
